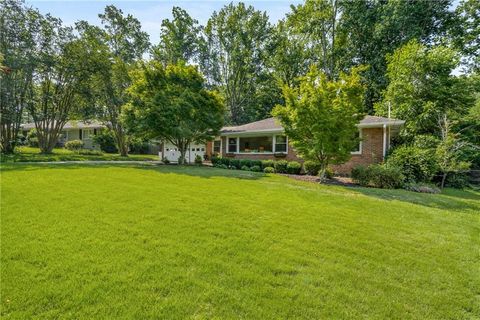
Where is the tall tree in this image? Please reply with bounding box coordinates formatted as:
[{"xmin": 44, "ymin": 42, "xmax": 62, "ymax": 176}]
[
  {"xmin": 125, "ymin": 62, "xmax": 224, "ymax": 164},
  {"xmin": 152, "ymin": 6, "xmax": 203, "ymax": 65},
  {"xmin": 0, "ymin": 0, "xmax": 39, "ymax": 153},
  {"xmin": 339, "ymin": 0, "xmax": 454, "ymax": 112},
  {"xmin": 451, "ymin": 0, "xmax": 479, "ymax": 72},
  {"xmin": 92, "ymin": 5, "xmax": 150, "ymax": 156},
  {"xmin": 273, "ymin": 66, "xmax": 365, "ymax": 180},
  {"xmin": 375, "ymin": 40, "xmax": 475, "ymax": 141},
  {"xmin": 201, "ymin": 3, "xmax": 273, "ymax": 124},
  {"xmin": 26, "ymin": 15, "xmax": 92, "ymax": 153}
]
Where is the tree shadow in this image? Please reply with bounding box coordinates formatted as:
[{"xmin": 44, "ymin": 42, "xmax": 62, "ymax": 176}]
[
  {"xmin": 0, "ymin": 162, "xmax": 267, "ymax": 181},
  {"xmin": 350, "ymin": 185, "xmax": 480, "ymax": 213}
]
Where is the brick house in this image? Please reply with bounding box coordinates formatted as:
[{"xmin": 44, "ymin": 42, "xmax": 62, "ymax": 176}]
[{"xmin": 206, "ymin": 116, "xmax": 405, "ymax": 175}]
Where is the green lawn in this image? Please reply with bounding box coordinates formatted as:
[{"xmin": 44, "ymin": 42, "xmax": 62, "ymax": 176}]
[
  {"xmin": 1, "ymin": 164, "xmax": 479, "ymax": 319},
  {"xmin": 1, "ymin": 146, "xmax": 159, "ymax": 162}
]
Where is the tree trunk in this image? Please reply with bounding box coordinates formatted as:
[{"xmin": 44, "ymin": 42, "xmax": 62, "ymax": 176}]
[
  {"xmin": 113, "ymin": 126, "xmax": 128, "ymax": 157},
  {"xmin": 440, "ymin": 172, "xmax": 447, "ymax": 189}
]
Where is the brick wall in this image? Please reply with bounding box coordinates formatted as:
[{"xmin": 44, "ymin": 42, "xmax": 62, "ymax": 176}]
[{"xmin": 217, "ymin": 128, "xmax": 385, "ymax": 175}]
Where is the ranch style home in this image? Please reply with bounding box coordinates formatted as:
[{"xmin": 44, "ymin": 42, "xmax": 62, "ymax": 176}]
[
  {"xmin": 21, "ymin": 121, "xmax": 105, "ymax": 149},
  {"xmin": 205, "ymin": 115, "xmax": 405, "ymax": 174}
]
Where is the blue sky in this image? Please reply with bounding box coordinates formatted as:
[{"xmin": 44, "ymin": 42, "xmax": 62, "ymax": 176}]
[{"xmin": 26, "ymin": 1, "xmax": 303, "ymax": 43}]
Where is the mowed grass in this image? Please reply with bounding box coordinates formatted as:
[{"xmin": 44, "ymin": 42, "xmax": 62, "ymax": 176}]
[
  {"xmin": 1, "ymin": 146, "xmax": 159, "ymax": 162},
  {"xmin": 1, "ymin": 164, "xmax": 479, "ymax": 319}
]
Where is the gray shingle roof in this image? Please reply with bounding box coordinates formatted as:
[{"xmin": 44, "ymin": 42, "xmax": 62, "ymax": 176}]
[
  {"xmin": 21, "ymin": 120, "xmax": 105, "ymax": 130},
  {"xmin": 221, "ymin": 115, "xmax": 404, "ymax": 134}
]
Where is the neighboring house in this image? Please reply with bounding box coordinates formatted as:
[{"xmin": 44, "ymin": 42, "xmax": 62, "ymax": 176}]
[
  {"xmin": 206, "ymin": 116, "xmax": 405, "ymax": 174},
  {"xmin": 21, "ymin": 121, "xmax": 105, "ymax": 149}
]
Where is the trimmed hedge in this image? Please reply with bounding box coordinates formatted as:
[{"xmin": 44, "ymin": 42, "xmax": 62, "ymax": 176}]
[
  {"xmin": 263, "ymin": 166, "xmax": 275, "ymax": 173},
  {"xmin": 261, "ymin": 159, "xmax": 275, "ymax": 169},
  {"xmin": 304, "ymin": 161, "xmax": 320, "ymax": 175},
  {"xmin": 352, "ymin": 164, "xmax": 404, "ymax": 189},
  {"xmin": 250, "ymin": 165, "xmax": 262, "ymax": 172},
  {"xmin": 287, "ymin": 161, "xmax": 302, "ymax": 174},
  {"xmin": 274, "ymin": 160, "xmax": 288, "ymax": 173}
]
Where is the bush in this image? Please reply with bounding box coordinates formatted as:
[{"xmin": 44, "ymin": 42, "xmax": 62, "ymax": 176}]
[
  {"xmin": 65, "ymin": 140, "xmax": 84, "ymax": 152},
  {"xmin": 287, "ymin": 161, "xmax": 302, "ymax": 174},
  {"xmin": 352, "ymin": 164, "xmax": 404, "ymax": 189},
  {"xmin": 351, "ymin": 166, "xmax": 370, "ymax": 186},
  {"xmin": 386, "ymin": 145, "xmax": 437, "ymax": 183},
  {"xmin": 250, "ymin": 165, "xmax": 262, "ymax": 172},
  {"xmin": 239, "ymin": 159, "xmax": 253, "ymax": 168},
  {"xmin": 261, "ymin": 159, "xmax": 275, "ymax": 169},
  {"xmin": 368, "ymin": 165, "xmax": 404, "ymax": 189},
  {"xmin": 211, "ymin": 156, "xmax": 221, "ymax": 166},
  {"xmin": 304, "ymin": 161, "xmax": 321, "ymax": 175},
  {"xmin": 274, "ymin": 160, "xmax": 288, "ymax": 173},
  {"xmin": 219, "ymin": 157, "xmax": 231, "ymax": 167},
  {"xmin": 230, "ymin": 159, "xmax": 241, "ymax": 169},
  {"xmin": 26, "ymin": 129, "xmax": 38, "ymax": 147},
  {"xmin": 241, "ymin": 165, "xmax": 250, "ymax": 171},
  {"xmin": 251, "ymin": 160, "xmax": 262, "ymax": 168},
  {"xmin": 325, "ymin": 167, "xmax": 334, "ymax": 179},
  {"xmin": 92, "ymin": 130, "xmax": 117, "ymax": 153},
  {"xmin": 78, "ymin": 149, "xmax": 103, "ymax": 156},
  {"xmin": 129, "ymin": 138, "xmax": 150, "ymax": 154},
  {"xmin": 444, "ymin": 172, "xmax": 470, "ymax": 189},
  {"xmin": 162, "ymin": 157, "xmax": 170, "ymax": 164},
  {"xmin": 194, "ymin": 154, "xmax": 202, "ymax": 165},
  {"xmin": 217, "ymin": 164, "xmax": 228, "ymax": 169},
  {"xmin": 263, "ymin": 166, "xmax": 275, "ymax": 173}
]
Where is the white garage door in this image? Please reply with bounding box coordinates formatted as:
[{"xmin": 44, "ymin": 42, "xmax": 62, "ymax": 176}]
[{"xmin": 160, "ymin": 142, "xmax": 205, "ymax": 163}]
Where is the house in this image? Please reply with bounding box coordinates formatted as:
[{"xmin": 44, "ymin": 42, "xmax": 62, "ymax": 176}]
[
  {"xmin": 21, "ymin": 121, "xmax": 105, "ymax": 149},
  {"xmin": 206, "ymin": 116, "xmax": 405, "ymax": 174}
]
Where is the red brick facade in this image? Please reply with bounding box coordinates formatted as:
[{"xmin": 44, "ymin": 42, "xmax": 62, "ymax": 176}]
[{"xmin": 207, "ymin": 127, "xmax": 386, "ymax": 175}]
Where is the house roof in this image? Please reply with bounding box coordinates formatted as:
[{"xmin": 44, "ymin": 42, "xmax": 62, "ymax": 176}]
[
  {"xmin": 221, "ymin": 115, "xmax": 405, "ymax": 135},
  {"xmin": 21, "ymin": 120, "xmax": 105, "ymax": 130}
]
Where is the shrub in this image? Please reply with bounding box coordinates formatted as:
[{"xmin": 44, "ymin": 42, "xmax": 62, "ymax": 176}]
[
  {"xmin": 26, "ymin": 129, "xmax": 38, "ymax": 147},
  {"xmin": 217, "ymin": 164, "xmax": 228, "ymax": 169},
  {"xmin": 261, "ymin": 159, "xmax": 275, "ymax": 169},
  {"xmin": 211, "ymin": 156, "xmax": 221, "ymax": 166},
  {"xmin": 386, "ymin": 145, "xmax": 437, "ymax": 183},
  {"xmin": 78, "ymin": 149, "xmax": 103, "ymax": 156},
  {"xmin": 230, "ymin": 159, "xmax": 241, "ymax": 169},
  {"xmin": 325, "ymin": 167, "xmax": 334, "ymax": 179},
  {"xmin": 92, "ymin": 130, "xmax": 117, "ymax": 153},
  {"xmin": 351, "ymin": 166, "xmax": 370, "ymax": 186},
  {"xmin": 263, "ymin": 166, "xmax": 275, "ymax": 173},
  {"xmin": 287, "ymin": 161, "xmax": 302, "ymax": 174},
  {"xmin": 219, "ymin": 157, "xmax": 231, "ymax": 167},
  {"xmin": 352, "ymin": 165, "xmax": 404, "ymax": 189},
  {"xmin": 250, "ymin": 165, "xmax": 262, "ymax": 172},
  {"xmin": 241, "ymin": 165, "xmax": 250, "ymax": 171},
  {"xmin": 239, "ymin": 159, "xmax": 253, "ymax": 168},
  {"xmin": 444, "ymin": 172, "xmax": 470, "ymax": 189},
  {"xmin": 251, "ymin": 160, "xmax": 262, "ymax": 168},
  {"xmin": 274, "ymin": 160, "xmax": 288, "ymax": 173},
  {"xmin": 65, "ymin": 140, "xmax": 84, "ymax": 152},
  {"xmin": 368, "ymin": 165, "xmax": 405, "ymax": 189},
  {"xmin": 162, "ymin": 157, "xmax": 170, "ymax": 164},
  {"xmin": 129, "ymin": 138, "xmax": 150, "ymax": 154},
  {"xmin": 304, "ymin": 161, "xmax": 321, "ymax": 176},
  {"xmin": 194, "ymin": 154, "xmax": 202, "ymax": 165}
]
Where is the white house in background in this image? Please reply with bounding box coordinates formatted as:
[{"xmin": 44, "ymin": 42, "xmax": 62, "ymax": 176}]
[{"xmin": 21, "ymin": 121, "xmax": 105, "ymax": 149}]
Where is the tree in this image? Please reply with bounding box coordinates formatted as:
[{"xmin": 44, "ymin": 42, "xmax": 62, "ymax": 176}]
[
  {"xmin": 152, "ymin": 6, "xmax": 203, "ymax": 65},
  {"xmin": 375, "ymin": 40, "xmax": 475, "ymax": 141},
  {"xmin": 201, "ymin": 3, "xmax": 273, "ymax": 124},
  {"xmin": 0, "ymin": 0, "xmax": 39, "ymax": 153},
  {"xmin": 87, "ymin": 5, "xmax": 150, "ymax": 156},
  {"xmin": 273, "ymin": 66, "xmax": 365, "ymax": 180},
  {"xmin": 25, "ymin": 13, "xmax": 93, "ymax": 153},
  {"xmin": 125, "ymin": 62, "xmax": 224, "ymax": 164},
  {"xmin": 436, "ymin": 114, "xmax": 471, "ymax": 188},
  {"xmin": 451, "ymin": 0, "xmax": 479, "ymax": 73}
]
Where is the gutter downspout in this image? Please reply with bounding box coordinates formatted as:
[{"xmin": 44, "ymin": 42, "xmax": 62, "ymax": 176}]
[{"xmin": 382, "ymin": 124, "xmax": 387, "ymax": 160}]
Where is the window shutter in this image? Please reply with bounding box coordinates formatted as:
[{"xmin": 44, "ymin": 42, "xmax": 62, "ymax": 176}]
[{"xmin": 79, "ymin": 129, "xmax": 82, "ymax": 140}]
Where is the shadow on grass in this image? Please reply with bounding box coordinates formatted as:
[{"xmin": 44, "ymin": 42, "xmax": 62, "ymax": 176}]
[
  {"xmin": 351, "ymin": 185, "xmax": 480, "ymax": 213},
  {"xmin": 0, "ymin": 162, "xmax": 267, "ymax": 181}
]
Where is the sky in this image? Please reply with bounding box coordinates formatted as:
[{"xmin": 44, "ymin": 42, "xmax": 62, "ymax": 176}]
[{"xmin": 26, "ymin": 0, "xmax": 304, "ymax": 44}]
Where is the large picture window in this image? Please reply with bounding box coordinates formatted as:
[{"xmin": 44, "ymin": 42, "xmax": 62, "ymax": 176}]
[
  {"xmin": 228, "ymin": 138, "xmax": 237, "ymax": 153},
  {"xmin": 239, "ymin": 136, "xmax": 272, "ymax": 153},
  {"xmin": 275, "ymin": 135, "xmax": 287, "ymax": 153}
]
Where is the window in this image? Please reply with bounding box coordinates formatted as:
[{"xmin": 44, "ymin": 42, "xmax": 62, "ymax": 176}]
[
  {"xmin": 239, "ymin": 136, "xmax": 272, "ymax": 153},
  {"xmin": 275, "ymin": 135, "xmax": 287, "ymax": 153},
  {"xmin": 83, "ymin": 129, "xmax": 94, "ymax": 140},
  {"xmin": 213, "ymin": 140, "xmax": 221, "ymax": 153},
  {"xmin": 228, "ymin": 138, "xmax": 237, "ymax": 153},
  {"xmin": 351, "ymin": 130, "xmax": 362, "ymax": 154}
]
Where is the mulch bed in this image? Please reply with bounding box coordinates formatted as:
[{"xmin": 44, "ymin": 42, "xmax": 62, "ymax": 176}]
[{"xmin": 279, "ymin": 174, "xmax": 358, "ymax": 187}]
